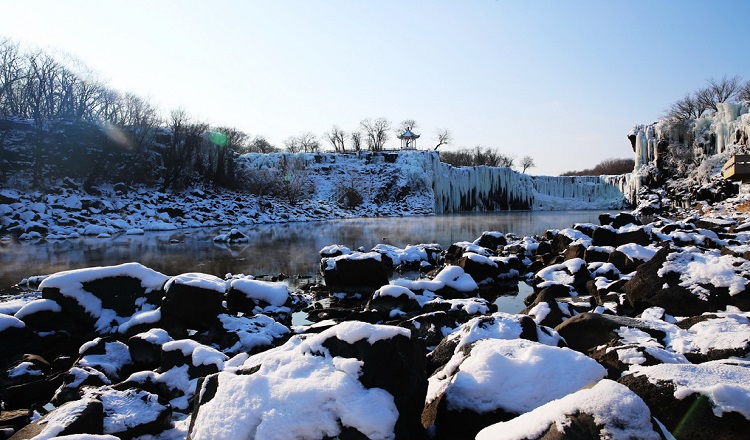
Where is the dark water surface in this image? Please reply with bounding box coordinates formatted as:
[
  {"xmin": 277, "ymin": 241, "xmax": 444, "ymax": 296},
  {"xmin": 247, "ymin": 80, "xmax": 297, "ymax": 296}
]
[{"xmin": 0, "ymin": 211, "xmax": 606, "ymax": 291}]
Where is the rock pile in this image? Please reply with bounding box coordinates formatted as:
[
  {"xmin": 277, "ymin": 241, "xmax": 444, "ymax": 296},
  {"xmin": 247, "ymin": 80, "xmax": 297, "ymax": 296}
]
[{"xmin": 0, "ymin": 211, "xmax": 749, "ymax": 439}]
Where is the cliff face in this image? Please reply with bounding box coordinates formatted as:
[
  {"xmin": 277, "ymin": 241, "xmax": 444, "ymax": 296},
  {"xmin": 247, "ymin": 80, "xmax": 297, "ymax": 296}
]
[
  {"xmin": 240, "ymin": 151, "xmax": 631, "ymax": 214},
  {"xmin": 629, "ymin": 102, "xmax": 750, "ymax": 176},
  {"xmin": 626, "ymin": 101, "xmax": 750, "ymax": 211}
]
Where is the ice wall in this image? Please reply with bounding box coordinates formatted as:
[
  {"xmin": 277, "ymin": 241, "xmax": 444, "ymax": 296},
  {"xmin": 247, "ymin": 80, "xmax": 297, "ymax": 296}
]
[
  {"xmin": 239, "ymin": 151, "xmax": 631, "ymax": 214},
  {"xmin": 430, "ymin": 153, "xmax": 630, "ymax": 213}
]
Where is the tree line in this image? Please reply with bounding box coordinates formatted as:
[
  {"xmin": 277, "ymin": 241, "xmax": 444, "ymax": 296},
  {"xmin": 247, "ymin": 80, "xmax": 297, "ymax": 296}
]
[
  {"xmin": 664, "ymin": 75, "xmax": 750, "ymax": 122},
  {"xmin": 0, "ymin": 38, "xmax": 538, "ymax": 193}
]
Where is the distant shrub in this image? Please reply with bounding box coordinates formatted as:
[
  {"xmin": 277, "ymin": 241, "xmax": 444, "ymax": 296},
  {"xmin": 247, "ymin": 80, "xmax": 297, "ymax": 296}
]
[
  {"xmin": 440, "ymin": 146, "xmax": 515, "ymax": 168},
  {"xmin": 560, "ymin": 158, "xmax": 635, "ymax": 176}
]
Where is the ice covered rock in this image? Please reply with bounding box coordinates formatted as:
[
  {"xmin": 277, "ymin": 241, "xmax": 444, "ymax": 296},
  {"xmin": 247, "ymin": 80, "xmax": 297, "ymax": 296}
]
[
  {"xmin": 423, "ymin": 338, "xmax": 607, "ymax": 439},
  {"xmin": 39, "ymin": 263, "xmax": 168, "ymax": 333},
  {"xmin": 213, "ymin": 313, "xmax": 290, "ymax": 356},
  {"xmin": 0, "ymin": 354, "xmax": 59, "ymax": 410},
  {"xmin": 226, "ymin": 278, "xmax": 289, "ymax": 314},
  {"xmin": 623, "ymin": 245, "xmax": 750, "ymax": 315},
  {"xmin": 189, "ymin": 321, "xmax": 427, "ymax": 439},
  {"xmin": 13, "ymin": 387, "xmax": 171, "ymax": 439},
  {"xmin": 619, "ymin": 359, "xmax": 750, "ymax": 440},
  {"xmin": 553, "ymin": 312, "xmax": 667, "ymax": 354},
  {"xmin": 0, "ymin": 313, "xmax": 40, "ymax": 360},
  {"xmin": 161, "ymin": 272, "xmax": 227, "ymax": 329},
  {"xmin": 321, "ymin": 251, "xmax": 389, "ymax": 288},
  {"xmin": 127, "ymin": 328, "xmax": 173, "ymax": 371},
  {"xmin": 473, "ymin": 231, "xmax": 508, "ymax": 251},
  {"xmin": 476, "ymin": 380, "xmax": 661, "ymax": 440},
  {"xmin": 427, "ymin": 312, "xmax": 563, "ymax": 374}
]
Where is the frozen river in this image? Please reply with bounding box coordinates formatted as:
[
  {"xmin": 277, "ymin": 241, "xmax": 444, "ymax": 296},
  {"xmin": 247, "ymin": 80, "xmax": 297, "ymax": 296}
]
[{"xmin": 0, "ymin": 211, "xmax": 607, "ymax": 293}]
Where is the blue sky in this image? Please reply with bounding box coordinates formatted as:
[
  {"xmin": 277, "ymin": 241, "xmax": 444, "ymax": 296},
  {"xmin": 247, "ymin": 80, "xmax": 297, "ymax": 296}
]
[{"xmin": 3, "ymin": 0, "xmax": 750, "ymax": 175}]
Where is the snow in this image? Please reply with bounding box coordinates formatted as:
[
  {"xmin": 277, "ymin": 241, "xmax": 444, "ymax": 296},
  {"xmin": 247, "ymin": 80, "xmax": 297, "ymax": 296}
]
[
  {"xmin": 371, "ymin": 243, "xmax": 429, "ymax": 265},
  {"xmin": 374, "ymin": 285, "xmax": 416, "ymax": 300},
  {"xmin": 439, "ymin": 312, "xmax": 563, "ymax": 354},
  {"xmin": 218, "ymin": 313, "xmax": 290, "ymax": 354},
  {"xmin": 7, "ymin": 361, "xmax": 44, "ymax": 378},
  {"xmin": 165, "ymin": 272, "xmax": 228, "ymax": 293},
  {"xmin": 616, "ymin": 243, "xmax": 658, "ymax": 261},
  {"xmin": 0, "ymin": 313, "xmax": 25, "ymax": 332},
  {"xmin": 528, "ymin": 301, "xmax": 551, "ymax": 324},
  {"xmin": 309, "ymin": 321, "xmax": 410, "ymax": 348},
  {"xmin": 659, "ymin": 250, "xmax": 750, "ymax": 296},
  {"xmin": 432, "ymin": 265, "xmax": 479, "ymax": 292},
  {"xmin": 117, "ymin": 308, "xmax": 161, "ymax": 334},
  {"xmin": 230, "ymin": 278, "xmax": 289, "ymax": 306},
  {"xmin": 476, "ymin": 380, "xmax": 660, "ymax": 440},
  {"xmin": 162, "ymin": 339, "xmax": 228, "ymax": 368},
  {"xmin": 319, "ymin": 244, "xmax": 352, "ymax": 256},
  {"xmin": 133, "ymin": 328, "xmax": 173, "ymax": 345},
  {"xmin": 430, "ymin": 339, "xmax": 606, "ymax": 414},
  {"xmin": 191, "ymin": 322, "xmax": 409, "ymax": 439},
  {"xmin": 97, "ymin": 387, "xmax": 169, "ymax": 434},
  {"xmin": 78, "ymin": 339, "xmax": 132, "ymax": 378},
  {"xmin": 630, "ymin": 359, "xmax": 750, "ymax": 418},
  {"xmin": 13, "ymin": 298, "xmax": 62, "ymax": 319}
]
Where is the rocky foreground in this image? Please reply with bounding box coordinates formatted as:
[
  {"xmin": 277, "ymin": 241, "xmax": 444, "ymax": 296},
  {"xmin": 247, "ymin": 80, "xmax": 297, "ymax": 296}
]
[{"xmin": 1, "ymin": 210, "xmax": 749, "ymax": 439}]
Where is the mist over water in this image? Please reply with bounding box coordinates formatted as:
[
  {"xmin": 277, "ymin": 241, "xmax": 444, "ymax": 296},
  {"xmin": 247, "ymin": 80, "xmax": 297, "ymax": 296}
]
[{"xmin": 0, "ymin": 211, "xmax": 607, "ymax": 290}]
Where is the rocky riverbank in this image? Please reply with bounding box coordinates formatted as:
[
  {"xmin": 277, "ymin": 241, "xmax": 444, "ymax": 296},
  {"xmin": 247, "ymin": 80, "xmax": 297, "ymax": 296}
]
[{"xmin": 1, "ymin": 204, "xmax": 749, "ymax": 439}]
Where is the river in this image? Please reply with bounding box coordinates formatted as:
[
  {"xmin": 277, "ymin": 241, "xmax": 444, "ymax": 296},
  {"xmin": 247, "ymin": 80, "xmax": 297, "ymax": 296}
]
[{"xmin": 0, "ymin": 211, "xmax": 607, "ymax": 299}]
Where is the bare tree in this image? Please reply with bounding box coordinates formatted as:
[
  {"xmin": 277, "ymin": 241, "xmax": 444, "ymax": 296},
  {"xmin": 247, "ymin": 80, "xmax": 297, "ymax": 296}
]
[
  {"xmin": 707, "ymin": 75, "xmax": 741, "ymax": 103},
  {"xmin": 324, "ymin": 125, "xmax": 347, "ymax": 153},
  {"xmin": 360, "ymin": 117, "xmax": 391, "ymax": 151},
  {"xmin": 246, "ymin": 135, "xmax": 277, "ymax": 154},
  {"xmin": 434, "ymin": 128, "xmax": 452, "ymax": 150},
  {"xmin": 397, "ymin": 119, "xmax": 418, "ymax": 134},
  {"xmin": 739, "ymin": 80, "xmax": 750, "ymax": 102},
  {"xmin": 284, "ymin": 135, "xmax": 301, "ymax": 153},
  {"xmin": 520, "ymin": 155, "xmax": 535, "ymax": 173},
  {"xmin": 350, "ymin": 131, "xmax": 362, "ymax": 152}
]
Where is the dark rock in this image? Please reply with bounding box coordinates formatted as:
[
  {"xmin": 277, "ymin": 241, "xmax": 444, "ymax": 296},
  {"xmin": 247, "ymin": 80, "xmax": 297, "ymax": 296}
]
[
  {"xmin": 608, "ymin": 248, "xmax": 650, "ymax": 274},
  {"xmin": 0, "ymin": 318, "xmax": 41, "ymax": 360},
  {"xmin": 0, "ymin": 409, "xmax": 31, "ymax": 436},
  {"xmin": 456, "ymin": 255, "xmax": 500, "ymax": 283},
  {"xmin": 592, "ymin": 226, "xmax": 617, "ymax": 247},
  {"xmin": 11, "ymin": 396, "xmax": 104, "ymax": 439},
  {"xmin": 2, "ymin": 372, "xmax": 65, "ymax": 410},
  {"xmin": 563, "ymin": 243, "xmax": 586, "ymax": 261},
  {"xmin": 322, "ymin": 253, "xmax": 390, "ymax": 288},
  {"xmin": 162, "ymin": 277, "xmax": 225, "ymax": 330},
  {"xmin": 521, "ymin": 288, "xmax": 568, "ymax": 328},
  {"xmin": 583, "ymin": 246, "xmax": 611, "ymax": 263},
  {"xmin": 553, "ymin": 313, "xmax": 666, "ymax": 354},
  {"xmin": 622, "ymin": 246, "xmax": 729, "ymax": 316},
  {"xmin": 473, "ymin": 232, "xmax": 507, "ymax": 251},
  {"xmin": 619, "ymin": 372, "xmax": 749, "ymax": 440}
]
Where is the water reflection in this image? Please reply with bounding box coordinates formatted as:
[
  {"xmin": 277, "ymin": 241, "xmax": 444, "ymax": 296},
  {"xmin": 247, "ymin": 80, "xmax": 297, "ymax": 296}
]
[{"xmin": 0, "ymin": 211, "xmax": 607, "ymax": 290}]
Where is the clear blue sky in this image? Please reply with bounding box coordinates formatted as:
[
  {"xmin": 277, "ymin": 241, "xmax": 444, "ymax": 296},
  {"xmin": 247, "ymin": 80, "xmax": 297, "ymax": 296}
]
[{"xmin": 3, "ymin": 0, "xmax": 750, "ymax": 175}]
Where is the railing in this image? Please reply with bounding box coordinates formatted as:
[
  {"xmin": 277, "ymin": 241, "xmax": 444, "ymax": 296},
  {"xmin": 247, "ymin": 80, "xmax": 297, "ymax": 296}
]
[{"xmin": 723, "ymin": 154, "xmax": 750, "ymax": 180}]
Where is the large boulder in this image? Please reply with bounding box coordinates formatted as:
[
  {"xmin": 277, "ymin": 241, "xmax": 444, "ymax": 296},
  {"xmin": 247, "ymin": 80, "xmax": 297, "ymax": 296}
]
[
  {"xmin": 321, "ymin": 252, "xmax": 390, "ymax": 288},
  {"xmin": 619, "ymin": 360, "xmax": 750, "ymax": 440},
  {"xmin": 161, "ymin": 273, "xmax": 227, "ymax": 329},
  {"xmin": 39, "ymin": 263, "xmax": 168, "ymax": 333},
  {"xmin": 623, "ymin": 246, "xmax": 750, "ymax": 315},
  {"xmin": 553, "ymin": 313, "xmax": 667, "ymax": 354},
  {"xmin": 423, "ymin": 338, "xmax": 606, "ymax": 440},
  {"xmin": 226, "ymin": 278, "xmax": 289, "ymax": 315},
  {"xmin": 476, "ymin": 380, "xmax": 661, "ymax": 440},
  {"xmin": 188, "ymin": 321, "xmax": 428, "ymax": 440}
]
